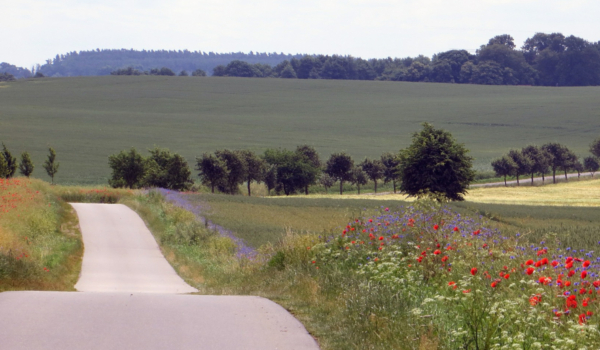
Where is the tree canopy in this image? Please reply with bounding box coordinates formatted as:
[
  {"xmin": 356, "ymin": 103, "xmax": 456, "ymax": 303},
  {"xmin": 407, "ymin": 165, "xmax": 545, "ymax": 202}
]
[{"xmin": 398, "ymin": 123, "xmax": 474, "ymax": 201}]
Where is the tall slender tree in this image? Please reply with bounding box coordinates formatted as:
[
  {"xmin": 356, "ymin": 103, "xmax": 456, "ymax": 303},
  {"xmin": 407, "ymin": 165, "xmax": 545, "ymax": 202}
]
[
  {"xmin": 43, "ymin": 147, "xmax": 60, "ymax": 184},
  {"xmin": 1, "ymin": 143, "xmax": 17, "ymax": 178},
  {"xmin": 19, "ymin": 152, "xmax": 34, "ymax": 178},
  {"xmin": 295, "ymin": 145, "xmax": 321, "ymax": 195}
]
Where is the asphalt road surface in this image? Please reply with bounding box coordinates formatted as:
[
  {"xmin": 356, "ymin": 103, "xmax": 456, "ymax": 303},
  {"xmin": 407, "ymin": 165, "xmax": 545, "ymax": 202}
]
[{"xmin": 0, "ymin": 203, "xmax": 319, "ymax": 350}]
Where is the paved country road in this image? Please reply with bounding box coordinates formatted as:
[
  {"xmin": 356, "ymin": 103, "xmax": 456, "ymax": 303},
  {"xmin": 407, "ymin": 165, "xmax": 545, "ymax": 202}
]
[{"xmin": 0, "ymin": 203, "xmax": 320, "ymax": 350}]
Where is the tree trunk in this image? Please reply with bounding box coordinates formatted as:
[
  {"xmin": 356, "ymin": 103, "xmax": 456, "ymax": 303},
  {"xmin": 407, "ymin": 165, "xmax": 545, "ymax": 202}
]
[
  {"xmin": 357, "ymin": 184, "xmax": 361, "ymax": 194},
  {"xmin": 305, "ymin": 186, "xmax": 308, "ymax": 195},
  {"xmin": 374, "ymin": 180, "xmax": 377, "ymax": 193},
  {"xmin": 339, "ymin": 180, "xmax": 343, "ymax": 195},
  {"xmin": 504, "ymin": 175, "xmax": 507, "ymax": 186},
  {"xmin": 247, "ymin": 180, "xmax": 251, "ymax": 196},
  {"xmin": 516, "ymin": 174, "xmax": 520, "ymax": 186},
  {"xmin": 542, "ymin": 173, "xmax": 545, "ymax": 182},
  {"xmin": 553, "ymin": 169, "xmax": 556, "ymax": 184},
  {"xmin": 211, "ymin": 183, "xmax": 215, "ymax": 193},
  {"xmin": 393, "ymin": 180, "xmax": 396, "ymax": 194},
  {"xmin": 564, "ymin": 170, "xmax": 568, "ymax": 181},
  {"xmin": 531, "ymin": 173, "xmax": 534, "ymax": 185}
]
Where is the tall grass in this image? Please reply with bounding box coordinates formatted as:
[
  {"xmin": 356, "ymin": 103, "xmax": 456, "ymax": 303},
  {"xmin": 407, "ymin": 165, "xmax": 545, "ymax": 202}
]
[{"xmin": 0, "ymin": 178, "xmax": 83, "ymax": 291}]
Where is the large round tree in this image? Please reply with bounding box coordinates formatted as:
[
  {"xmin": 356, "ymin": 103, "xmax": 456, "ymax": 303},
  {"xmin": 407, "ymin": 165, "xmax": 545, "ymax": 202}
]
[{"xmin": 398, "ymin": 123, "xmax": 475, "ymax": 201}]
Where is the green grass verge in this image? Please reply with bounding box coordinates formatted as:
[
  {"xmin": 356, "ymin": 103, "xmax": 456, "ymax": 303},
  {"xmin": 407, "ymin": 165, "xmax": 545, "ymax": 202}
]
[{"xmin": 1, "ymin": 76, "xmax": 600, "ymax": 185}]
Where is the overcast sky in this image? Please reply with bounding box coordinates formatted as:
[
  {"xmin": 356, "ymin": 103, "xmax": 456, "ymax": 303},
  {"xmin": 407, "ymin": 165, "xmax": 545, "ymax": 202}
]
[{"xmin": 3, "ymin": 0, "xmax": 599, "ymax": 68}]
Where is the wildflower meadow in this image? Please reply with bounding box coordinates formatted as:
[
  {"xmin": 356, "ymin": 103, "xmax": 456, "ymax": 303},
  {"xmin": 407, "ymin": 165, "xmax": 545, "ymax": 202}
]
[{"xmin": 308, "ymin": 201, "xmax": 600, "ymax": 349}]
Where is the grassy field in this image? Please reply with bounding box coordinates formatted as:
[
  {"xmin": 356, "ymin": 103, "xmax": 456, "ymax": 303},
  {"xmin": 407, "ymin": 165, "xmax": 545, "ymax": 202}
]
[{"xmin": 1, "ymin": 76, "xmax": 599, "ymax": 184}]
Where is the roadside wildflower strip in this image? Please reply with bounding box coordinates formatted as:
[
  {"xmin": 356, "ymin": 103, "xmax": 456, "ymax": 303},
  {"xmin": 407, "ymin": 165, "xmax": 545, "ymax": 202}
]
[
  {"xmin": 0, "ymin": 178, "xmax": 82, "ymax": 290},
  {"xmin": 308, "ymin": 201, "xmax": 600, "ymax": 348}
]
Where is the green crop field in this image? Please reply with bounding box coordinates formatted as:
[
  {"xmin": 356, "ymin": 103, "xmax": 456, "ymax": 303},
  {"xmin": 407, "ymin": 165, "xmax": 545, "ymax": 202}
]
[{"xmin": 1, "ymin": 76, "xmax": 599, "ymax": 185}]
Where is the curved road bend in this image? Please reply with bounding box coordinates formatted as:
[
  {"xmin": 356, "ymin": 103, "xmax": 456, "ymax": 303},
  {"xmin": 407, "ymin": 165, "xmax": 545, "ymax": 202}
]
[{"xmin": 0, "ymin": 203, "xmax": 319, "ymax": 350}]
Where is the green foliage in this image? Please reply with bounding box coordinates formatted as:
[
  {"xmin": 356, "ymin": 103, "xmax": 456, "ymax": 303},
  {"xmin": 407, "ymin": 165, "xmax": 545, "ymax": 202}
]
[
  {"xmin": 325, "ymin": 152, "xmax": 354, "ymax": 195},
  {"xmin": 267, "ymin": 251, "xmax": 286, "ymax": 270},
  {"xmin": 584, "ymin": 156, "xmax": 600, "ymax": 176},
  {"xmin": 522, "ymin": 145, "xmax": 551, "ymax": 183},
  {"xmin": 108, "ymin": 148, "xmax": 145, "ymax": 189},
  {"xmin": 149, "ymin": 67, "xmax": 176, "ymax": 76},
  {"xmin": 1, "ymin": 143, "xmax": 17, "ymax": 178},
  {"xmin": 318, "ymin": 173, "xmax": 335, "ymax": 193},
  {"xmin": 0, "ymin": 152, "xmax": 7, "ymax": 178},
  {"xmin": 398, "ymin": 122, "xmax": 475, "ymax": 201},
  {"xmin": 350, "ymin": 166, "xmax": 368, "ymax": 194},
  {"xmin": 381, "ymin": 152, "xmax": 400, "ymax": 193},
  {"xmin": 214, "ymin": 149, "xmax": 247, "ymax": 194},
  {"xmin": 238, "ymin": 149, "xmax": 266, "ymax": 196},
  {"xmin": 542, "ymin": 142, "xmax": 575, "ymax": 183},
  {"xmin": 491, "ymin": 155, "xmax": 517, "ymax": 186},
  {"xmin": 196, "ymin": 153, "xmax": 227, "ymax": 193},
  {"xmin": 360, "ymin": 158, "xmax": 384, "ymax": 193},
  {"xmin": 144, "ymin": 147, "xmax": 193, "ymax": 190},
  {"xmin": 0, "ymin": 73, "xmax": 16, "ymax": 82},
  {"xmin": 591, "ymin": 137, "xmax": 600, "ymax": 159},
  {"xmin": 191, "ymin": 69, "xmax": 207, "ymax": 77},
  {"xmin": 264, "ymin": 148, "xmax": 320, "ymax": 196},
  {"xmin": 507, "ymin": 149, "xmax": 533, "ymax": 185},
  {"xmin": 43, "ymin": 147, "xmax": 59, "ymax": 184},
  {"xmin": 19, "ymin": 151, "xmax": 34, "ymax": 178}
]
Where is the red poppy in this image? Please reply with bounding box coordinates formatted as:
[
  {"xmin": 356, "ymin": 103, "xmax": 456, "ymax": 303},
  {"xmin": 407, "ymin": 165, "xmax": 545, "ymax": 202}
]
[
  {"xmin": 525, "ymin": 259, "xmax": 534, "ymax": 265},
  {"xmin": 504, "ymin": 274, "xmax": 510, "ymax": 279},
  {"xmin": 453, "ymin": 227, "xmax": 459, "ymax": 232},
  {"xmin": 588, "ymin": 311, "xmax": 594, "ymax": 316},
  {"xmin": 551, "ymin": 260, "xmax": 559, "ymax": 267},
  {"xmin": 471, "ymin": 267, "xmax": 478, "ymax": 275},
  {"xmin": 473, "ymin": 230, "xmax": 481, "ymax": 235},
  {"xmin": 583, "ymin": 260, "xmax": 591, "ymax": 268},
  {"xmin": 568, "ymin": 270, "xmax": 575, "ymax": 277},
  {"xmin": 433, "ymin": 250, "xmax": 441, "ymax": 255},
  {"xmin": 378, "ymin": 236, "xmax": 384, "ymax": 241},
  {"xmin": 491, "ymin": 281, "xmax": 498, "ymax": 288},
  {"xmin": 579, "ymin": 313, "xmax": 587, "ymax": 325},
  {"xmin": 566, "ymin": 262, "xmax": 573, "ymax": 269},
  {"xmin": 582, "ymin": 271, "xmax": 588, "ymax": 279},
  {"xmin": 441, "ymin": 256, "xmax": 448, "ymax": 262},
  {"xmin": 433, "ymin": 224, "xmax": 439, "ymax": 230},
  {"xmin": 526, "ymin": 267, "xmax": 535, "ymax": 275}
]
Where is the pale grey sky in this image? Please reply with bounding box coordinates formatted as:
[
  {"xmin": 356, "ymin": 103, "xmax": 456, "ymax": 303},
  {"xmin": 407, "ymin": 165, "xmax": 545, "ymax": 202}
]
[{"xmin": 3, "ymin": 0, "xmax": 599, "ymax": 68}]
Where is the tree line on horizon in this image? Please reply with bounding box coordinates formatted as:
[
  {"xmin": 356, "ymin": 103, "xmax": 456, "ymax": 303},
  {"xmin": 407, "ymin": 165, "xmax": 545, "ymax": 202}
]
[
  {"xmin": 2, "ymin": 32, "xmax": 599, "ymax": 86},
  {"xmin": 491, "ymin": 139, "xmax": 600, "ymax": 185},
  {"xmin": 212, "ymin": 34, "xmax": 600, "ymax": 86}
]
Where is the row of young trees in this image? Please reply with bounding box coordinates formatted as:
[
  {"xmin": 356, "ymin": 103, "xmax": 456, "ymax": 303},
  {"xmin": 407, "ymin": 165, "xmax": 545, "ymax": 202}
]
[
  {"xmin": 107, "ymin": 124, "xmax": 475, "ymax": 201},
  {"xmin": 196, "ymin": 146, "xmax": 401, "ymax": 196},
  {"xmin": 196, "ymin": 123, "xmax": 475, "ymax": 201},
  {"xmin": 0, "ymin": 144, "xmax": 59, "ymax": 183},
  {"xmin": 491, "ymin": 140, "xmax": 600, "ymax": 185}
]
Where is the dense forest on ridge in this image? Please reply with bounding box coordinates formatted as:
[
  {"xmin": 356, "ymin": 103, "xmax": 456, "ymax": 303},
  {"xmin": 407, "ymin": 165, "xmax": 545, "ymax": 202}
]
[{"xmin": 2, "ymin": 33, "xmax": 600, "ymax": 86}]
